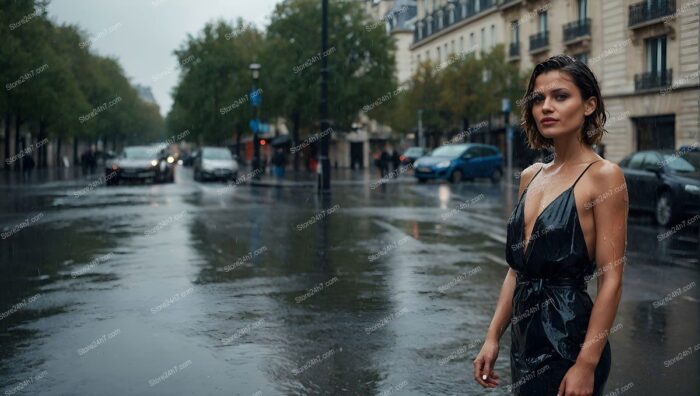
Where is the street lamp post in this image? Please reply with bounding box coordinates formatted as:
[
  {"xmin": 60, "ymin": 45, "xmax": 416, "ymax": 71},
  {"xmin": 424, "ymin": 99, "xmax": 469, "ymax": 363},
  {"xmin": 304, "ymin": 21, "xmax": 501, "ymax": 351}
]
[
  {"xmin": 317, "ymin": 0, "xmax": 331, "ymax": 193},
  {"xmin": 250, "ymin": 63, "xmax": 261, "ymax": 179}
]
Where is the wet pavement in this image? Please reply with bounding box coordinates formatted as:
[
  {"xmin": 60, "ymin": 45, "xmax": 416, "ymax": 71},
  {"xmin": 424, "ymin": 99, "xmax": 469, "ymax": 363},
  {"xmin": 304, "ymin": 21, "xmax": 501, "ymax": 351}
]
[{"xmin": 0, "ymin": 166, "xmax": 699, "ymax": 395}]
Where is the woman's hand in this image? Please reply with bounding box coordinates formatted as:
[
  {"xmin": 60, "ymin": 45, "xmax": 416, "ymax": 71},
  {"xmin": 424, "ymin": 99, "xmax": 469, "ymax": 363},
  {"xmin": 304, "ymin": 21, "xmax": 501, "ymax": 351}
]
[
  {"xmin": 557, "ymin": 361, "xmax": 595, "ymax": 396},
  {"xmin": 473, "ymin": 339, "xmax": 500, "ymax": 388}
]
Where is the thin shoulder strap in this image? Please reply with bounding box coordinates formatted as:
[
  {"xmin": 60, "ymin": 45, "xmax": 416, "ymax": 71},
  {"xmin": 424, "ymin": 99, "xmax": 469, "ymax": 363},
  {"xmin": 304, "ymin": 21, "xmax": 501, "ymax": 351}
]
[
  {"xmin": 572, "ymin": 160, "xmax": 602, "ymax": 188},
  {"xmin": 524, "ymin": 164, "xmax": 545, "ymax": 190}
]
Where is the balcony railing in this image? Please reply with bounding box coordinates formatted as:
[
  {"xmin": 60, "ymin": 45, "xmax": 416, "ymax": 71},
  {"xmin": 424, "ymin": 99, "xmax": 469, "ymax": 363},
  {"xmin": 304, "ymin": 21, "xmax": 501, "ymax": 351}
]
[
  {"xmin": 529, "ymin": 31, "xmax": 549, "ymax": 52},
  {"xmin": 413, "ymin": 0, "xmax": 495, "ymax": 43},
  {"xmin": 634, "ymin": 69, "xmax": 673, "ymax": 91},
  {"xmin": 563, "ymin": 18, "xmax": 591, "ymax": 43},
  {"xmin": 629, "ymin": 0, "xmax": 676, "ymax": 27},
  {"xmin": 509, "ymin": 42, "xmax": 520, "ymax": 58}
]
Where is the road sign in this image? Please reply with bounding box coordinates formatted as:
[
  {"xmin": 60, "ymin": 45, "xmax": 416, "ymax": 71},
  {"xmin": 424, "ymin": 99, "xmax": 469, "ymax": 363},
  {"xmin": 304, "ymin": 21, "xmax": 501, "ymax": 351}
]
[{"xmin": 251, "ymin": 89, "xmax": 262, "ymax": 107}]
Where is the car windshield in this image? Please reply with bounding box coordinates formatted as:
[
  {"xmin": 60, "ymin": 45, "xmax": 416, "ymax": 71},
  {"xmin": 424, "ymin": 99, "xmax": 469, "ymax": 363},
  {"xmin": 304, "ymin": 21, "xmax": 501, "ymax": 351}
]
[
  {"xmin": 431, "ymin": 145, "xmax": 466, "ymax": 157},
  {"xmin": 405, "ymin": 148, "xmax": 423, "ymax": 155},
  {"xmin": 123, "ymin": 147, "xmax": 155, "ymax": 159},
  {"xmin": 203, "ymin": 148, "xmax": 232, "ymax": 160},
  {"xmin": 663, "ymin": 153, "xmax": 700, "ymax": 173}
]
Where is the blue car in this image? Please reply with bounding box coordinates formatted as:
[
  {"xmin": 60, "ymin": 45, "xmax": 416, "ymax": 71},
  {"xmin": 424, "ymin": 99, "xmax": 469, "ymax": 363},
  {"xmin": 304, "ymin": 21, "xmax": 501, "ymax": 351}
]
[{"xmin": 413, "ymin": 143, "xmax": 503, "ymax": 183}]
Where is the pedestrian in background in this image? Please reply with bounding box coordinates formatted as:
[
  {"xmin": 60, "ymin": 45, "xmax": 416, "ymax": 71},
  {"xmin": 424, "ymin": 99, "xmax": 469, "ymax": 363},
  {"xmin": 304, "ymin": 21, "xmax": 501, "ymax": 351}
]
[
  {"xmin": 391, "ymin": 147, "xmax": 401, "ymax": 171},
  {"xmin": 272, "ymin": 147, "xmax": 287, "ymax": 181},
  {"xmin": 379, "ymin": 146, "xmax": 390, "ymax": 177}
]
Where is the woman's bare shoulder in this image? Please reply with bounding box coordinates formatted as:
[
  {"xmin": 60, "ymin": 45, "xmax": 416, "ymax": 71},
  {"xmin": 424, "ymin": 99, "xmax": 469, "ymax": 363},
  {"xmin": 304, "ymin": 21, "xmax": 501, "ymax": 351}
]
[
  {"xmin": 588, "ymin": 159, "xmax": 628, "ymax": 202},
  {"xmin": 517, "ymin": 162, "xmax": 545, "ymax": 195}
]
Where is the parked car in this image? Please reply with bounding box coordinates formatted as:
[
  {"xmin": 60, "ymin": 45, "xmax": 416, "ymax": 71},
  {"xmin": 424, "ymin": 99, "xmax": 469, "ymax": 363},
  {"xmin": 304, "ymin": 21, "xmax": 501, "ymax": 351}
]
[
  {"xmin": 106, "ymin": 146, "xmax": 175, "ymax": 185},
  {"xmin": 400, "ymin": 147, "xmax": 427, "ymax": 166},
  {"xmin": 413, "ymin": 143, "xmax": 503, "ymax": 184},
  {"xmin": 193, "ymin": 147, "xmax": 238, "ymax": 182},
  {"xmin": 619, "ymin": 149, "xmax": 700, "ymax": 226}
]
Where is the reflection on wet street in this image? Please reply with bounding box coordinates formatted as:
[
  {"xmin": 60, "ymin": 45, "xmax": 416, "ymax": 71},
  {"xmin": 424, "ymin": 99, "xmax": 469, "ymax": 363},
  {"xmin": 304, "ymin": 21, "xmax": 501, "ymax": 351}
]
[{"xmin": 1, "ymin": 168, "xmax": 699, "ymax": 395}]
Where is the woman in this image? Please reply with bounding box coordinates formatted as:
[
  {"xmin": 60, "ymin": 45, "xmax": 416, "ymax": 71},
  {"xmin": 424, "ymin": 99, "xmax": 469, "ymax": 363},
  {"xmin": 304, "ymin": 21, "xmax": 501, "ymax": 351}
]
[{"xmin": 473, "ymin": 55, "xmax": 628, "ymax": 395}]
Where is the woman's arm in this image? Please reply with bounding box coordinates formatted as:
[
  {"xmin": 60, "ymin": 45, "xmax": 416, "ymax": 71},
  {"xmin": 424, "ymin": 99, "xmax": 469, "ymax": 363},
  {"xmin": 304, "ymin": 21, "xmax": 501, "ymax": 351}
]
[
  {"xmin": 559, "ymin": 161, "xmax": 628, "ymax": 396},
  {"xmin": 485, "ymin": 268, "xmax": 517, "ymax": 343},
  {"xmin": 578, "ymin": 162, "xmax": 627, "ymax": 365}
]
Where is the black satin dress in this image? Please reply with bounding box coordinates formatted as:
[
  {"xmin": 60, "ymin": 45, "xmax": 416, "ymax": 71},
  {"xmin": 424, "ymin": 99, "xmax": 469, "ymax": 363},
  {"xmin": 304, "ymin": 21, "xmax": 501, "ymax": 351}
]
[{"xmin": 505, "ymin": 161, "xmax": 611, "ymax": 395}]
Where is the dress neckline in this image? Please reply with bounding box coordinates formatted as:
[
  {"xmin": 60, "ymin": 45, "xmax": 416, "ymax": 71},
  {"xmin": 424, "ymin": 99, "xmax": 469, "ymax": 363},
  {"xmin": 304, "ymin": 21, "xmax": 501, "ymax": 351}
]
[{"xmin": 519, "ymin": 160, "xmax": 602, "ymax": 265}]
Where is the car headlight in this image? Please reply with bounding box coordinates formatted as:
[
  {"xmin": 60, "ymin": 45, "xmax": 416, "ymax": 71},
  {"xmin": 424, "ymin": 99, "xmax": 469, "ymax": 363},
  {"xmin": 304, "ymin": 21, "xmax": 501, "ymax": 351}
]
[
  {"xmin": 685, "ymin": 184, "xmax": 700, "ymax": 194},
  {"xmin": 436, "ymin": 161, "xmax": 451, "ymax": 168},
  {"xmin": 150, "ymin": 160, "xmax": 158, "ymax": 167},
  {"xmin": 167, "ymin": 156, "xmax": 174, "ymax": 164}
]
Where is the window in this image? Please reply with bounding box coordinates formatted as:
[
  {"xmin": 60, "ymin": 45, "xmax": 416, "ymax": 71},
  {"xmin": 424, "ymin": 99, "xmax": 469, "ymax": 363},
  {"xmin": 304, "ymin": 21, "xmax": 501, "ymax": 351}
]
[
  {"xmin": 460, "ymin": 36, "xmax": 464, "ymax": 52},
  {"xmin": 444, "ymin": 43, "xmax": 448, "ymax": 57},
  {"xmin": 437, "ymin": 11, "xmax": 443, "ymax": 29},
  {"xmin": 475, "ymin": 0, "xmax": 480, "ymax": 13},
  {"xmin": 470, "ymin": 32, "xmax": 475, "ymax": 49},
  {"xmin": 480, "ymin": 27, "xmax": 485, "ymax": 50},
  {"xmin": 451, "ymin": 40, "xmax": 455, "ymax": 54},
  {"xmin": 511, "ymin": 21, "xmax": 519, "ymax": 43},
  {"xmin": 578, "ymin": 0, "xmax": 588, "ymax": 20},
  {"xmin": 449, "ymin": 8, "xmax": 454, "ymax": 24},
  {"xmin": 645, "ymin": 36, "xmax": 667, "ymax": 74},
  {"xmin": 539, "ymin": 10, "xmax": 548, "ymax": 33},
  {"xmin": 490, "ymin": 24, "xmax": 496, "ymax": 48},
  {"xmin": 574, "ymin": 52, "xmax": 588, "ymax": 64},
  {"xmin": 437, "ymin": 46, "xmax": 441, "ymax": 63},
  {"xmin": 462, "ymin": 2, "xmax": 467, "ymax": 18}
]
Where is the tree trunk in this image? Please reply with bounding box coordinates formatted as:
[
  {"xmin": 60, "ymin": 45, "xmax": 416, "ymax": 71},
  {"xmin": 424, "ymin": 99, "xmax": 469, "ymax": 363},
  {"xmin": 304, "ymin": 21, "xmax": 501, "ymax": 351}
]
[
  {"xmin": 37, "ymin": 121, "xmax": 48, "ymax": 168},
  {"xmin": 14, "ymin": 114, "xmax": 22, "ymax": 171},
  {"xmin": 292, "ymin": 111, "xmax": 300, "ymax": 172},
  {"xmin": 56, "ymin": 137, "xmax": 62, "ymax": 167},
  {"xmin": 3, "ymin": 113, "xmax": 10, "ymax": 170},
  {"xmin": 73, "ymin": 137, "xmax": 79, "ymax": 165}
]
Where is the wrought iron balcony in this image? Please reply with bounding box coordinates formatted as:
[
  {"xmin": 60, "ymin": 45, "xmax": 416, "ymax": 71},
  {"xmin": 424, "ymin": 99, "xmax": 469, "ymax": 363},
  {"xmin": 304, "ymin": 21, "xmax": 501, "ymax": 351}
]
[
  {"xmin": 629, "ymin": 0, "xmax": 676, "ymax": 28},
  {"xmin": 529, "ymin": 31, "xmax": 549, "ymax": 53},
  {"xmin": 563, "ymin": 18, "xmax": 591, "ymax": 43},
  {"xmin": 634, "ymin": 69, "xmax": 673, "ymax": 91}
]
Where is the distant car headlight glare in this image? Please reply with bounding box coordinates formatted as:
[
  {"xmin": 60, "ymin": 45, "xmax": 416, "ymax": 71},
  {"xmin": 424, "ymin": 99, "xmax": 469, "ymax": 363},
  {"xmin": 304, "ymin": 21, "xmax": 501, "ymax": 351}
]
[
  {"xmin": 150, "ymin": 160, "xmax": 158, "ymax": 167},
  {"xmin": 167, "ymin": 156, "xmax": 174, "ymax": 164},
  {"xmin": 436, "ymin": 161, "xmax": 451, "ymax": 168},
  {"xmin": 685, "ymin": 184, "xmax": 700, "ymax": 194}
]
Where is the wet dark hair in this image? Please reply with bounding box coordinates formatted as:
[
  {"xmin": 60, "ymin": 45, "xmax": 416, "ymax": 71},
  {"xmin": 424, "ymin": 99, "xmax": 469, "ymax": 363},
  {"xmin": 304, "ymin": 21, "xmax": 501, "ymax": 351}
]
[{"xmin": 520, "ymin": 54, "xmax": 606, "ymax": 150}]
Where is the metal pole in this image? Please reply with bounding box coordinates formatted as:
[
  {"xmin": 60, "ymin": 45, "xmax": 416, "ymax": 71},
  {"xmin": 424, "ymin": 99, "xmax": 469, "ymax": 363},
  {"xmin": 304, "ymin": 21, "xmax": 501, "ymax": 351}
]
[
  {"xmin": 318, "ymin": 0, "xmax": 331, "ymax": 193},
  {"xmin": 252, "ymin": 81, "xmax": 261, "ymax": 179}
]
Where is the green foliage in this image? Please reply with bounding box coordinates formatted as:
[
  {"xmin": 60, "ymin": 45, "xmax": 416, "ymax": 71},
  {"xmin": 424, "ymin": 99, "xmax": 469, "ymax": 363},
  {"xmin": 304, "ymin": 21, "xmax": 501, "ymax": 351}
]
[
  {"xmin": 167, "ymin": 18, "xmax": 263, "ymax": 144},
  {"xmin": 0, "ymin": 0, "xmax": 164, "ymax": 147},
  {"xmin": 389, "ymin": 45, "xmax": 526, "ymax": 136}
]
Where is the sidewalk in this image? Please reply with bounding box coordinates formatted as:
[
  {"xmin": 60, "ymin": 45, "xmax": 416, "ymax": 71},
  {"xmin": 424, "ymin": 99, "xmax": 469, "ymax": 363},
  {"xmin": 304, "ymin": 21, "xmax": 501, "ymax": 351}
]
[{"xmin": 247, "ymin": 167, "xmax": 413, "ymax": 188}]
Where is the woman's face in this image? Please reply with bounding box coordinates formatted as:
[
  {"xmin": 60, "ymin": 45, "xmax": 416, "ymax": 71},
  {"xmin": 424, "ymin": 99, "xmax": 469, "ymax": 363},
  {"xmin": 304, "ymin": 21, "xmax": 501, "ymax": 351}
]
[{"xmin": 530, "ymin": 70, "xmax": 596, "ymax": 140}]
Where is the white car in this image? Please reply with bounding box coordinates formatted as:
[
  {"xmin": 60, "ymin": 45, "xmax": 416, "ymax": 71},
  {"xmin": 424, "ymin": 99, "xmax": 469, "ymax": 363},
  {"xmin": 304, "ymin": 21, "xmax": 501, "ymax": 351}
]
[{"xmin": 193, "ymin": 147, "xmax": 238, "ymax": 182}]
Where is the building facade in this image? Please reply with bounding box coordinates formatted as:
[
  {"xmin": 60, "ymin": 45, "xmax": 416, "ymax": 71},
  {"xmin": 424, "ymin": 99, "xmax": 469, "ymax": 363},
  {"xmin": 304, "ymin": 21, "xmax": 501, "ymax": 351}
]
[{"xmin": 410, "ymin": 0, "xmax": 699, "ymax": 162}]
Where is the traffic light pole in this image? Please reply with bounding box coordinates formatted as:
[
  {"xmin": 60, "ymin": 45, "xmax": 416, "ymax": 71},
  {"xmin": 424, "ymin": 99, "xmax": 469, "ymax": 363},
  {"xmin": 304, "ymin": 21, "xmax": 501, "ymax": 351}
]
[
  {"xmin": 252, "ymin": 82, "xmax": 261, "ymax": 179},
  {"xmin": 317, "ymin": 0, "xmax": 331, "ymax": 194}
]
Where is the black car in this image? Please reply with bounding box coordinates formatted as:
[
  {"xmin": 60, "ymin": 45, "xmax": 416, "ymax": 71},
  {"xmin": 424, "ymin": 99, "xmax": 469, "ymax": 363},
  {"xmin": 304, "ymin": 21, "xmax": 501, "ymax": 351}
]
[
  {"xmin": 400, "ymin": 146, "xmax": 427, "ymax": 166},
  {"xmin": 619, "ymin": 149, "xmax": 700, "ymax": 226},
  {"xmin": 106, "ymin": 146, "xmax": 175, "ymax": 185}
]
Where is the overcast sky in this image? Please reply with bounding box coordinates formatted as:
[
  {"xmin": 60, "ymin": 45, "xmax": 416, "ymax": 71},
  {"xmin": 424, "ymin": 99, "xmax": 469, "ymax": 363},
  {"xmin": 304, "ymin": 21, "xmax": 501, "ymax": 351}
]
[{"xmin": 47, "ymin": 0, "xmax": 281, "ymax": 117}]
